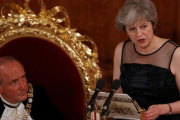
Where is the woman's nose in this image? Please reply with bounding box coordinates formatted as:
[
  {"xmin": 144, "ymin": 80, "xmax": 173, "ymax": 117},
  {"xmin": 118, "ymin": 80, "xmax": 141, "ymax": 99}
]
[{"xmin": 137, "ymin": 29, "xmax": 142, "ymax": 37}]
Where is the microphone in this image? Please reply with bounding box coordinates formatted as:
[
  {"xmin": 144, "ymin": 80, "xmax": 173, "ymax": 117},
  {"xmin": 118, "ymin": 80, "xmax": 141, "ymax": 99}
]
[
  {"xmin": 85, "ymin": 79, "xmax": 106, "ymax": 116},
  {"xmin": 101, "ymin": 79, "xmax": 121, "ymax": 116}
]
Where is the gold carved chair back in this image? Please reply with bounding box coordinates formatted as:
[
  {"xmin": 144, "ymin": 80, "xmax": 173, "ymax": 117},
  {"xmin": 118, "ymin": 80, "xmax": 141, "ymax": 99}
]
[{"xmin": 0, "ymin": 0, "xmax": 102, "ymax": 119}]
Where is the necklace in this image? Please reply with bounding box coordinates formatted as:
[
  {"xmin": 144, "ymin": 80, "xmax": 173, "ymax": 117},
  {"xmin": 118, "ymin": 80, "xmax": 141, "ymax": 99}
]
[
  {"xmin": 25, "ymin": 83, "xmax": 33, "ymax": 115},
  {"xmin": 13, "ymin": 108, "xmax": 19, "ymax": 120},
  {"xmin": 12, "ymin": 107, "xmax": 29, "ymax": 120}
]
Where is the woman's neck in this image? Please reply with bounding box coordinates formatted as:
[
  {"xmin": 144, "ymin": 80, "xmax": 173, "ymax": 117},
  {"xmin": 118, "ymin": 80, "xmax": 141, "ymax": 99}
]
[{"xmin": 135, "ymin": 36, "xmax": 168, "ymax": 54}]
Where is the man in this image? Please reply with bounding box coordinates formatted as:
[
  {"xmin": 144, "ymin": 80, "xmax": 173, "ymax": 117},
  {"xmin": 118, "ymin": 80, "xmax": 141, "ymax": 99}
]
[{"xmin": 0, "ymin": 56, "xmax": 64, "ymax": 120}]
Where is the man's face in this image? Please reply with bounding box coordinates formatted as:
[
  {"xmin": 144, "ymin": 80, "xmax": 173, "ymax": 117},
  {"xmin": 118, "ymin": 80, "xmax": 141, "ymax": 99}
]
[{"xmin": 0, "ymin": 61, "xmax": 28, "ymax": 104}]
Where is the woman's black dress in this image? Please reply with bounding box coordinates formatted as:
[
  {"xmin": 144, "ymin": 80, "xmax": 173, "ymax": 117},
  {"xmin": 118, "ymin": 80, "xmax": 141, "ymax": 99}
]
[{"xmin": 120, "ymin": 40, "xmax": 180, "ymax": 120}]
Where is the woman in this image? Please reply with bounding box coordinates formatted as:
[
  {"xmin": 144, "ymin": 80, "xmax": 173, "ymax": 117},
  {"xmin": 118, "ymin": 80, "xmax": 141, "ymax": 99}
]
[{"xmin": 113, "ymin": 0, "xmax": 180, "ymax": 120}]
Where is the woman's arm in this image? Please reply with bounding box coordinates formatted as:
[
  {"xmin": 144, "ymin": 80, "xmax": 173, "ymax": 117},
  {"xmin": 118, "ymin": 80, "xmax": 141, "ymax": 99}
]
[
  {"xmin": 145, "ymin": 47, "xmax": 180, "ymax": 120},
  {"xmin": 169, "ymin": 47, "xmax": 180, "ymax": 114},
  {"xmin": 113, "ymin": 42, "xmax": 124, "ymax": 93}
]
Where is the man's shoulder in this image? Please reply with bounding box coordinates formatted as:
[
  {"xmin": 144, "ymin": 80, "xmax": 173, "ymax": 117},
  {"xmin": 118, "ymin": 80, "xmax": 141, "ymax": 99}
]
[
  {"xmin": 23, "ymin": 84, "xmax": 46, "ymax": 105},
  {"xmin": 0, "ymin": 97, "xmax": 4, "ymax": 116},
  {"xmin": 32, "ymin": 84, "xmax": 46, "ymax": 94}
]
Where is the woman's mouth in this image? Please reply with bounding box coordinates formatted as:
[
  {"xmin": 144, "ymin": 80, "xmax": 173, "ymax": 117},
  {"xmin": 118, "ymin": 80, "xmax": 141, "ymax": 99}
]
[{"xmin": 138, "ymin": 39, "xmax": 145, "ymax": 43}]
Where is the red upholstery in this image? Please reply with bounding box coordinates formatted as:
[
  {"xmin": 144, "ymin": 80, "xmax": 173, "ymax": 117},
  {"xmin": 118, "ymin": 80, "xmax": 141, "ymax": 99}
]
[{"xmin": 0, "ymin": 37, "xmax": 85, "ymax": 120}]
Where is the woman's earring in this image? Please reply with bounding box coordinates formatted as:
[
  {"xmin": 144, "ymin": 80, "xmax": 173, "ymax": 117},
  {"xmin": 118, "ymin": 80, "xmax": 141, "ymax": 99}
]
[{"xmin": 153, "ymin": 28, "xmax": 156, "ymax": 34}]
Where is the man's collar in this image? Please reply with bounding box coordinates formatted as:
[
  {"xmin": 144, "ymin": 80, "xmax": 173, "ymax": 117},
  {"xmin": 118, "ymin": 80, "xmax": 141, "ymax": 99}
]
[
  {"xmin": 0, "ymin": 95, "xmax": 20, "ymax": 108},
  {"xmin": 2, "ymin": 101, "xmax": 20, "ymax": 108}
]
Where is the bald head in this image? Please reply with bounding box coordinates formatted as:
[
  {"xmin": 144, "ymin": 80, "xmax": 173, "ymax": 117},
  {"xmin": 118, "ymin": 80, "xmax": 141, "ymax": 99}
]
[{"xmin": 0, "ymin": 56, "xmax": 23, "ymax": 85}]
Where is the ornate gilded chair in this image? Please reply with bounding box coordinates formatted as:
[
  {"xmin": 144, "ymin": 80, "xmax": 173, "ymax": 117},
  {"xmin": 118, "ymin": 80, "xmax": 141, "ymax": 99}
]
[{"xmin": 0, "ymin": 0, "xmax": 102, "ymax": 119}]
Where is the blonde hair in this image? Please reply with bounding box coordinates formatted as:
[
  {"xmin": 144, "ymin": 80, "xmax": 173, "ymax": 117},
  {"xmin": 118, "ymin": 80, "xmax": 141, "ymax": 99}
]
[{"xmin": 116, "ymin": 0, "xmax": 158, "ymax": 32}]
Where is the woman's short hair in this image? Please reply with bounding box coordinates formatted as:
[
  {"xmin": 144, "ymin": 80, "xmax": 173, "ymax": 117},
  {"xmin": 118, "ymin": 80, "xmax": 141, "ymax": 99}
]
[{"xmin": 115, "ymin": 0, "xmax": 158, "ymax": 32}]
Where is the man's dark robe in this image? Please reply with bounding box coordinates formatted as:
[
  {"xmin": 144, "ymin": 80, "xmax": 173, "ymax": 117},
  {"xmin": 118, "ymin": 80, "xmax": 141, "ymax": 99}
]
[{"xmin": 0, "ymin": 85, "xmax": 64, "ymax": 120}]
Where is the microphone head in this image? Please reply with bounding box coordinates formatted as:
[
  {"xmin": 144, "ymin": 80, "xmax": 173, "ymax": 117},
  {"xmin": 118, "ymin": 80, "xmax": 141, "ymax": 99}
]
[
  {"xmin": 112, "ymin": 79, "xmax": 121, "ymax": 90},
  {"xmin": 96, "ymin": 79, "xmax": 106, "ymax": 90}
]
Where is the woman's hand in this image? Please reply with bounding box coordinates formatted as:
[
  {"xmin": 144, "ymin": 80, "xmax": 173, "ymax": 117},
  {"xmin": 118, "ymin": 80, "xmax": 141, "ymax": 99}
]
[{"xmin": 145, "ymin": 105, "xmax": 162, "ymax": 120}]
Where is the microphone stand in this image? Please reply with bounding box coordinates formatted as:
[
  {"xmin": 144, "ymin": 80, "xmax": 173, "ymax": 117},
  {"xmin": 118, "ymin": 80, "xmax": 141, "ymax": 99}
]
[
  {"xmin": 101, "ymin": 109, "xmax": 109, "ymax": 120},
  {"xmin": 100, "ymin": 89, "xmax": 115, "ymax": 120},
  {"xmin": 85, "ymin": 79, "xmax": 106, "ymax": 118},
  {"xmin": 85, "ymin": 88, "xmax": 99, "ymax": 116},
  {"xmin": 84, "ymin": 104, "xmax": 95, "ymax": 120},
  {"xmin": 100, "ymin": 103, "xmax": 110, "ymax": 120}
]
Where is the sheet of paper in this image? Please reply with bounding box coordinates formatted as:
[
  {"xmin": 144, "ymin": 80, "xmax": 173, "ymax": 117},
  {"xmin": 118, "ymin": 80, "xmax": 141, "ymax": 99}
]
[{"xmin": 90, "ymin": 91, "xmax": 140, "ymax": 120}]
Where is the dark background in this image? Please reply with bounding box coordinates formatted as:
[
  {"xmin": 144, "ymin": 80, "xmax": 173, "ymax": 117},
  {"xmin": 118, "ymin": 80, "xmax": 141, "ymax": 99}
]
[{"xmin": 1, "ymin": 0, "xmax": 180, "ymax": 92}]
